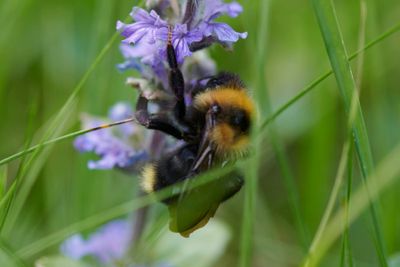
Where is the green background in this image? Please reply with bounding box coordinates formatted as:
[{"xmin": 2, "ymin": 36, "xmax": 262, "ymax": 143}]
[{"xmin": 0, "ymin": 0, "xmax": 400, "ymax": 266}]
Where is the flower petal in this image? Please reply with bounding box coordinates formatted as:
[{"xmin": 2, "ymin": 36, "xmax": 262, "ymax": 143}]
[
  {"xmin": 118, "ymin": 8, "xmax": 168, "ymax": 45},
  {"xmin": 61, "ymin": 220, "xmax": 132, "ymax": 264},
  {"xmin": 203, "ymin": 0, "xmax": 243, "ymax": 21},
  {"xmin": 207, "ymin": 22, "xmax": 247, "ymax": 43},
  {"xmin": 73, "ymin": 103, "xmax": 149, "ymax": 170}
]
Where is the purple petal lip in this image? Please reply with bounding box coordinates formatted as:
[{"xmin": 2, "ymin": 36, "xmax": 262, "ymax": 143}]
[
  {"xmin": 74, "ymin": 102, "xmax": 147, "ymax": 170},
  {"xmin": 61, "ymin": 220, "xmax": 132, "ymax": 263},
  {"xmin": 118, "ymin": 7, "xmax": 168, "ymax": 45},
  {"xmin": 205, "ymin": 22, "xmax": 248, "ymax": 42},
  {"xmin": 108, "ymin": 102, "xmax": 133, "ymax": 121}
]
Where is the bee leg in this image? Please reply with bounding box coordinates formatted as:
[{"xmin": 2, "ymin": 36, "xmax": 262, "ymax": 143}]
[
  {"xmin": 188, "ymin": 108, "xmax": 219, "ymax": 175},
  {"xmin": 135, "ymin": 95, "xmax": 190, "ymax": 140},
  {"xmin": 166, "ymin": 39, "xmax": 186, "ymax": 121}
]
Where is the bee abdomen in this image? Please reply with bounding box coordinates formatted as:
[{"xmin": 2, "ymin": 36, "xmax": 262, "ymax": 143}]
[{"xmin": 140, "ymin": 144, "xmax": 197, "ymax": 195}]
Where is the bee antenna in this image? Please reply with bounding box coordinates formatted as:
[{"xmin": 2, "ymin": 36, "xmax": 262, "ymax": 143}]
[{"xmin": 167, "ymin": 25, "xmax": 173, "ymax": 45}]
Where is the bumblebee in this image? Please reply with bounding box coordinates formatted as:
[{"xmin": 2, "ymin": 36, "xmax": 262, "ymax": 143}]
[{"xmin": 134, "ymin": 32, "xmax": 255, "ymax": 237}]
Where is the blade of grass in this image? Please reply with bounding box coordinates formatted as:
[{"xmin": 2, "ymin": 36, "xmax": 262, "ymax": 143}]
[
  {"xmin": 308, "ymin": 2, "xmax": 368, "ymax": 265},
  {"xmin": 305, "ymin": 137, "xmax": 351, "ymax": 266},
  {"xmin": 311, "ymin": 0, "xmax": 387, "ymax": 265},
  {"xmin": 340, "ymin": 142, "xmax": 354, "ymax": 267},
  {"xmin": 0, "ymin": 117, "xmax": 137, "ymax": 166},
  {"xmin": 252, "ymin": 0, "xmax": 308, "ymax": 252},
  {"xmin": 1, "ymin": 19, "xmax": 399, "ymax": 167},
  {"xmin": 0, "ymin": 166, "xmax": 6, "ymax": 199},
  {"xmin": 15, "ymin": 137, "xmax": 400, "ymax": 262},
  {"xmin": 0, "ymin": 0, "xmax": 143, "ymax": 232},
  {"xmin": 240, "ymin": 1, "xmax": 270, "ymax": 266},
  {"xmin": 0, "ymin": 93, "xmax": 39, "ymax": 231},
  {"xmin": 1, "ymin": 108, "xmax": 76, "ymax": 235},
  {"xmin": 16, "ymin": 164, "xmax": 236, "ymax": 258},
  {"xmin": 0, "ymin": 26, "xmax": 120, "ymax": 226},
  {"xmin": 302, "ymin": 142, "xmax": 400, "ymax": 266},
  {"xmin": 340, "ymin": 2, "xmax": 367, "ymax": 266},
  {"xmin": 258, "ymin": 20, "xmax": 400, "ymax": 133},
  {"xmin": 304, "ymin": 61, "xmax": 365, "ymax": 263},
  {"xmin": 0, "ymin": 239, "xmax": 25, "ymax": 267},
  {"xmin": 354, "ymin": 0, "xmax": 367, "ymax": 91}
]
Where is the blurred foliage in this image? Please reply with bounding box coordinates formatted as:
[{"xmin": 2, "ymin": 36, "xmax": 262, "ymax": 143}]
[{"xmin": 0, "ymin": 0, "xmax": 400, "ymax": 266}]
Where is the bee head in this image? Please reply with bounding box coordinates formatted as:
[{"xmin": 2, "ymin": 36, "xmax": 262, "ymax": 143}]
[{"xmin": 194, "ymin": 87, "xmax": 255, "ymax": 156}]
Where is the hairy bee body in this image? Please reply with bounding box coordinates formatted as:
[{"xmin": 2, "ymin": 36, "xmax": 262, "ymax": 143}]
[
  {"xmin": 130, "ymin": 32, "xmax": 256, "ymax": 237},
  {"xmin": 140, "ymin": 72, "xmax": 254, "ymax": 236},
  {"xmin": 141, "ymin": 144, "xmax": 197, "ymax": 198},
  {"xmin": 142, "ymin": 144, "xmax": 244, "ymax": 237}
]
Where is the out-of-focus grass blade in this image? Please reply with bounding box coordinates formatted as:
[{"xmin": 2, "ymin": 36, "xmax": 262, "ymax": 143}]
[
  {"xmin": 306, "ymin": 138, "xmax": 352, "ymax": 267},
  {"xmin": 311, "ymin": 0, "xmax": 387, "ymax": 265},
  {"xmin": 1, "ymin": 108, "xmax": 76, "ymax": 235},
  {"xmin": 0, "ymin": 93, "xmax": 39, "ymax": 231},
  {"xmin": 0, "ymin": 171, "xmax": 19, "ymax": 227},
  {"xmin": 16, "ymin": 138, "xmax": 400, "ymax": 263},
  {"xmin": 0, "ymin": 117, "xmax": 136, "ymax": 166},
  {"xmin": 240, "ymin": 1, "xmax": 270, "ymax": 267},
  {"xmin": 0, "ymin": 166, "xmax": 6, "ymax": 199},
  {"xmin": 0, "ymin": 239, "xmax": 25, "ymax": 267},
  {"xmin": 303, "ymin": 142, "xmax": 400, "ymax": 266},
  {"xmin": 0, "ymin": 20, "xmax": 399, "ymax": 167},
  {"xmin": 16, "ymin": 165, "xmax": 235, "ymax": 258},
  {"xmin": 258, "ymin": 20, "xmax": 400, "ymax": 133},
  {"xmin": 0, "ymin": 8, "xmax": 132, "ymax": 234},
  {"xmin": 340, "ymin": 142, "xmax": 354, "ymax": 267},
  {"xmin": 340, "ymin": 1, "xmax": 367, "ymax": 265},
  {"xmin": 250, "ymin": 0, "xmax": 308, "ymax": 255}
]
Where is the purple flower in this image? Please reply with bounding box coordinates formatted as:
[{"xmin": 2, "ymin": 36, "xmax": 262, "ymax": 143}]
[
  {"xmin": 203, "ymin": 0, "xmax": 243, "ymax": 20},
  {"xmin": 61, "ymin": 220, "xmax": 132, "ymax": 264},
  {"xmin": 61, "ymin": 219, "xmax": 176, "ymax": 266},
  {"xmin": 108, "ymin": 102, "xmax": 136, "ymax": 136},
  {"xmin": 171, "ymin": 24, "xmax": 204, "ymax": 62},
  {"xmin": 197, "ymin": 0, "xmax": 247, "ymax": 44},
  {"xmin": 201, "ymin": 22, "xmax": 247, "ymax": 43},
  {"xmin": 74, "ymin": 102, "xmax": 148, "ymax": 170},
  {"xmin": 158, "ymin": 24, "xmax": 203, "ymax": 64},
  {"xmin": 118, "ymin": 42, "xmax": 168, "ymax": 87},
  {"xmin": 116, "ymin": 1, "xmax": 247, "ymax": 81},
  {"xmin": 117, "ymin": 7, "xmax": 168, "ymax": 45}
]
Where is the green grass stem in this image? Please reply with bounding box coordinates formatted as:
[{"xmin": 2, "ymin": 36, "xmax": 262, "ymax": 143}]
[
  {"xmin": 240, "ymin": 1, "xmax": 270, "ymax": 266},
  {"xmin": 311, "ymin": 0, "xmax": 387, "ymax": 265},
  {"xmin": 302, "ymin": 142, "xmax": 400, "ymax": 266}
]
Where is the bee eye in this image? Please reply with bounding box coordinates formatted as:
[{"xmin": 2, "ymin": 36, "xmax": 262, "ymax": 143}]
[{"xmin": 231, "ymin": 110, "xmax": 249, "ymax": 132}]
